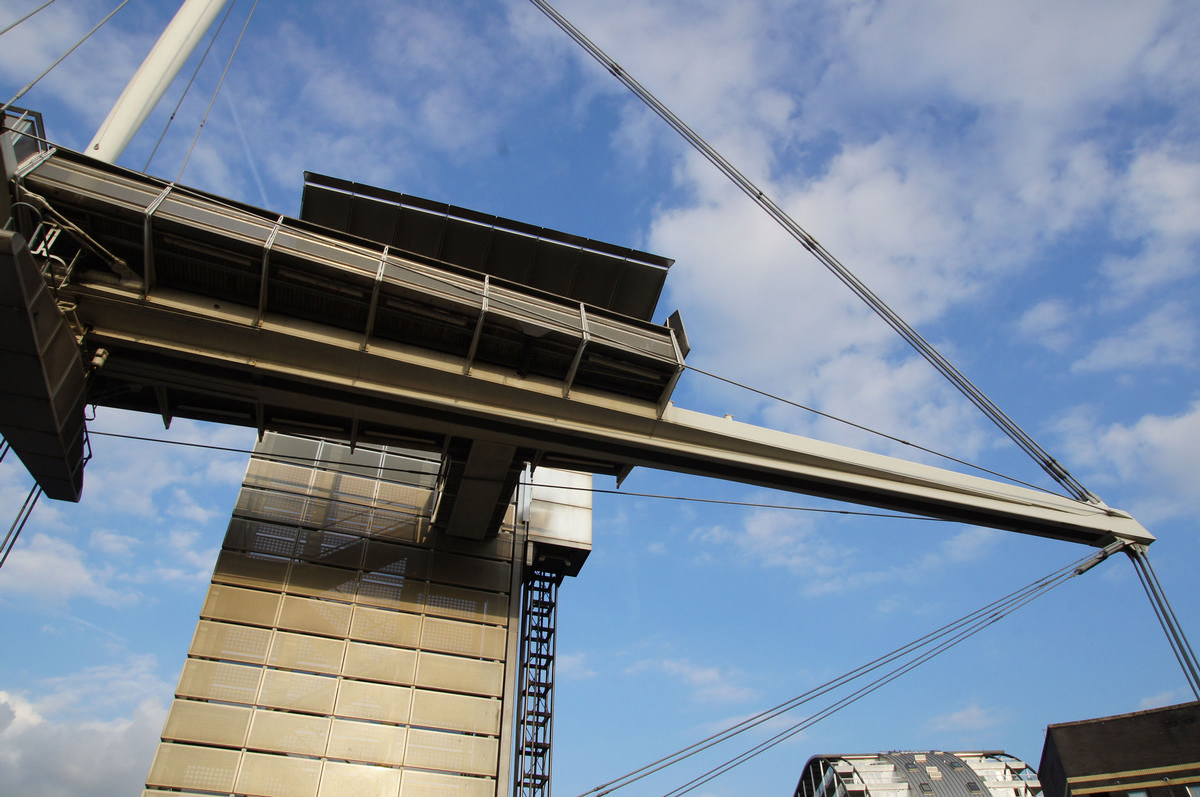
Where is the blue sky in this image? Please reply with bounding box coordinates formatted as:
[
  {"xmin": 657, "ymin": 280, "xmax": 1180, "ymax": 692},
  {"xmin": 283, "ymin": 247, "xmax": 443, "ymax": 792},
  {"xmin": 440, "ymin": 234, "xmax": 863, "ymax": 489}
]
[{"xmin": 2, "ymin": 1, "xmax": 1199, "ymax": 795}]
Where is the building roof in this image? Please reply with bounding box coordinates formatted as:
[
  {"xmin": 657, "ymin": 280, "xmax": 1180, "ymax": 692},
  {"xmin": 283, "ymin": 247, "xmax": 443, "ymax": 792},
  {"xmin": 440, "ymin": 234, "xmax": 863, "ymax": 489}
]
[
  {"xmin": 794, "ymin": 752, "xmax": 1040, "ymax": 797},
  {"xmin": 1038, "ymin": 701, "xmax": 1200, "ymax": 797},
  {"xmin": 299, "ymin": 172, "xmax": 672, "ymax": 323}
]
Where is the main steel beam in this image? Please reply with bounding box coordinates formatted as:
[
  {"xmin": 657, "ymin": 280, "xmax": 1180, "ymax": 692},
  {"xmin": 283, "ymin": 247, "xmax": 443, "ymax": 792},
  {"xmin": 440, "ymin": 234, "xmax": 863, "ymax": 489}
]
[{"xmin": 65, "ymin": 280, "xmax": 1153, "ymax": 548}]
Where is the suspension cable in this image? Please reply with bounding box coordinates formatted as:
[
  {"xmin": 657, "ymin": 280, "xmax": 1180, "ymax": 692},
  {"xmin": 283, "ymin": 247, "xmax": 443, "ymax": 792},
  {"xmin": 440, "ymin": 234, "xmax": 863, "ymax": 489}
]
[
  {"xmin": 0, "ymin": 483, "xmax": 42, "ymax": 570},
  {"xmin": 83, "ymin": 429, "xmax": 951, "ymax": 522},
  {"xmin": 0, "ymin": 0, "xmax": 58, "ymax": 38},
  {"xmin": 684, "ymin": 362, "xmax": 1065, "ymax": 497},
  {"xmin": 661, "ymin": 551, "xmax": 1097, "ymax": 797},
  {"xmin": 143, "ymin": 0, "xmax": 239, "ymax": 173},
  {"xmin": 578, "ymin": 541, "xmax": 1123, "ymax": 796},
  {"xmin": 1126, "ymin": 547, "xmax": 1200, "ymax": 699},
  {"xmin": 1, "ymin": 0, "xmax": 131, "ymax": 113},
  {"xmin": 176, "ymin": 0, "xmax": 258, "ymax": 182},
  {"xmin": 528, "ymin": 0, "xmax": 1098, "ymax": 505}
]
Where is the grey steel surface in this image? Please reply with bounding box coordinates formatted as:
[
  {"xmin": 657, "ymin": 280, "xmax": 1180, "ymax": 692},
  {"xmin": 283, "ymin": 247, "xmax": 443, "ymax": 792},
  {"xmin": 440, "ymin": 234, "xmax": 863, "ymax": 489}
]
[
  {"xmin": 882, "ymin": 752, "xmax": 991, "ymax": 797},
  {"xmin": 300, "ymin": 172, "xmax": 672, "ymax": 323},
  {"xmin": 2, "ymin": 145, "xmax": 1154, "ymax": 547},
  {"xmin": 0, "ymin": 230, "xmax": 87, "ymax": 500}
]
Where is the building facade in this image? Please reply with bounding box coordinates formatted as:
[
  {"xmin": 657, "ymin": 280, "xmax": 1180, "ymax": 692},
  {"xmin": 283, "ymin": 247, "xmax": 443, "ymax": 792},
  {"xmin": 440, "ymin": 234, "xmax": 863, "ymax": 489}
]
[
  {"xmin": 143, "ymin": 433, "xmax": 590, "ymax": 797},
  {"xmin": 795, "ymin": 752, "xmax": 1042, "ymax": 797}
]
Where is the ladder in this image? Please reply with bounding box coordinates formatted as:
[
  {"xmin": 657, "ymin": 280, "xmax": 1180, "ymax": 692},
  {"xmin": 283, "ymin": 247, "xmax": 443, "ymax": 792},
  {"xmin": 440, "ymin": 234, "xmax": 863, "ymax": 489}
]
[{"xmin": 515, "ymin": 569, "xmax": 561, "ymax": 796}]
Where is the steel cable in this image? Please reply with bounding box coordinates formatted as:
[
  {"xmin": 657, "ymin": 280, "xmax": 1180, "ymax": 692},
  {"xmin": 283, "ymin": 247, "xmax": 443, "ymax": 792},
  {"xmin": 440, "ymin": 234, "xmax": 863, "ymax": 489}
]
[
  {"xmin": 528, "ymin": 0, "xmax": 1098, "ymax": 505},
  {"xmin": 0, "ymin": 484, "xmax": 41, "ymax": 570},
  {"xmin": 176, "ymin": 0, "xmax": 258, "ymax": 182},
  {"xmin": 143, "ymin": 0, "xmax": 239, "ymax": 173},
  {"xmin": 1, "ymin": 0, "xmax": 131, "ymax": 112},
  {"xmin": 577, "ymin": 542, "xmax": 1121, "ymax": 796},
  {"xmin": 0, "ymin": 0, "xmax": 58, "ymax": 38},
  {"xmin": 1127, "ymin": 548, "xmax": 1200, "ymax": 699}
]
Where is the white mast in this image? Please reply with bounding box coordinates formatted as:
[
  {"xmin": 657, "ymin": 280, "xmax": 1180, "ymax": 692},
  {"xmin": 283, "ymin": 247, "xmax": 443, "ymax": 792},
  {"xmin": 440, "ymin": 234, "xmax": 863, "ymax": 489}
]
[{"xmin": 87, "ymin": 0, "xmax": 229, "ymax": 164}]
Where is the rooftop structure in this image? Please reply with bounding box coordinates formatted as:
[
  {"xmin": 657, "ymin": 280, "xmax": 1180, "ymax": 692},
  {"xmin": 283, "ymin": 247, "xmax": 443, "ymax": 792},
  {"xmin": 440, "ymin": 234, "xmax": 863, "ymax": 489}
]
[
  {"xmin": 795, "ymin": 752, "xmax": 1042, "ymax": 797},
  {"xmin": 1037, "ymin": 702, "xmax": 1200, "ymax": 797}
]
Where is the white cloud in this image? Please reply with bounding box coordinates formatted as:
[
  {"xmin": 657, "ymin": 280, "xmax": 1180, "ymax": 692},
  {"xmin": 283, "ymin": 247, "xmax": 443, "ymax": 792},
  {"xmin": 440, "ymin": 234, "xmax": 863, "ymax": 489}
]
[
  {"xmin": 0, "ymin": 656, "xmax": 169, "ymax": 797},
  {"xmin": 1056, "ymin": 398, "xmax": 1200, "ymax": 522},
  {"xmin": 1016, "ymin": 300, "xmax": 1075, "ymax": 352},
  {"xmin": 90, "ymin": 530, "xmax": 140, "ymax": 557},
  {"xmin": 695, "ymin": 507, "xmax": 997, "ymax": 599},
  {"xmin": 628, "ymin": 657, "xmax": 757, "ymax": 704},
  {"xmin": 928, "ymin": 703, "xmax": 1001, "ymax": 733},
  {"xmin": 0, "ymin": 534, "xmax": 132, "ymax": 607},
  {"xmin": 558, "ymin": 652, "xmax": 598, "ymax": 680},
  {"xmin": 1072, "ymin": 303, "xmax": 1197, "ymax": 372},
  {"xmin": 692, "ymin": 508, "xmax": 839, "ymax": 576},
  {"xmin": 1102, "ymin": 148, "xmax": 1200, "ymax": 296},
  {"xmin": 1138, "ymin": 687, "xmax": 1193, "ymax": 710}
]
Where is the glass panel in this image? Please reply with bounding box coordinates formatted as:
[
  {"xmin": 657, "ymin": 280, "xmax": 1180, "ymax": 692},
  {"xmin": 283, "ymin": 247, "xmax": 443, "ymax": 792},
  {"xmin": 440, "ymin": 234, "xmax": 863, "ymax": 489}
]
[
  {"xmin": 296, "ymin": 529, "xmax": 364, "ymax": 569},
  {"xmin": 247, "ymin": 709, "xmax": 330, "ymax": 757},
  {"xmin": 177, "ymin": 659, "xmax": 262, "ymax": 705},
  {"xmin": 410, "ymin": 689, "xmax": 500, "ymax": 735},
  {"xmin": 368, "ymin": 508, "xmax": 423, "ymax": 541},
  {"xmin": 420, "ymin": 617, "xmax": 506, "ymax": 660},
  {"xmin": 398, "ymin": 770, "xmax": 495, "ymax": 797},
  {"xmin": 377, "ymin": 479, "xmax": 434, "ymax": 508},
  {"xmin": 258, "ymin": 433, "xmax": 321, "ymax": 463},
  {"xmin": 328, "ymin": 472, "xmax": 378, "ymax": 501},
  {"xmin": 349, "ymin": 605, "xmax": 421, "ymax": 648},
  {"xmin": 238, "ymin": 488, "xmax": 308, "ymax": 525},
  {"xmin": 235, "ymin": 752, "xmax": 322, "ymax": 797},
  {"xmin": 145, "ymin": 742, "xmax": 240, "ymax": 792},
  {"xmin": 334, "ymin": 679, "xmax": 412, "ymax": 724},
  {"xmin": 414, "ymin": 652, "xmax": 503, "ymax": 697},
  {"xmin": 321, "ymin": 443, "xmax": 384, "ymax": 478},
  {"xmin": 357, "ymin": 570, "xmax": 423, "ymax": 612},
  {"xmin": 190, "ymin": 620, "xmax": 272, "ymax": 664},
  {"xmin": 363, "ymin": 540, "xmax": 428, "ymax": 576},
  {"xmin": 432, "ymin": 530, "xmax": 513, "ymax": 561},
  {"xmin": 287, "ymin": 561, "xmax": 358, "ymax": 600},
  {"xmin": 268, "ymin": 631, "xmax": 346, "ymax": 674},
  {"xmin": 381, "ymin": 451, "xmax": 439, "ymax": 482},
  {"xmin": 327, "ymin": 718, "xmax": 407, "ymax": 766},
  {"xmin": 423, "ymin": 581, "xmax": 507, "ymax": 624},
  {"xmin": 305, "ymin": 497, "xmax": 372, "ymax": 536},
  {"xmin": 246, "ymin": 460, "xmax": 314, "ymax": 493},
  {"xmin": 318, "ymin": 760, "xmax": 401, "ymax": 797},
  {"xmin": 162, "ymin": 699, "xmax": 251, "ymax": 748},
  {"xmin": 201, "ymin": 584, "xmax": 280, "ymax": 626},
  {"xmin": 213, "ymin": 550, "xmax": 290, "ymax": 590},
  {"xmin": 259, "ymin": 669, "xmax": 338, "ymax": 714},
  {"xmin": 228, "ymin": 519, "xmax": 300, "ymax": 558},
  {"xmin": 430, "ymin": 552, "xmax": 510, "ymax": 592},
  {"xmin": 404, "ymin": 728, "xmax": 499, "ymax": 776},
  {"xmin": 343, "ymin": 641, "xmax": 416, "ymax": 684},
  {"xmin": 278, "ymin": 595, "xmax": 352, "ymax": 638}
]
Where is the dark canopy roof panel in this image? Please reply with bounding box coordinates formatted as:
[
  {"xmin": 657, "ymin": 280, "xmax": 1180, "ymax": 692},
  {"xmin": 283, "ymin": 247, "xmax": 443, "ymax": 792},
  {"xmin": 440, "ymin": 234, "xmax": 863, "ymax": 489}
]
[{"xmin": 300, "ymin": 172, "xmax": 672, "ymax": 323}]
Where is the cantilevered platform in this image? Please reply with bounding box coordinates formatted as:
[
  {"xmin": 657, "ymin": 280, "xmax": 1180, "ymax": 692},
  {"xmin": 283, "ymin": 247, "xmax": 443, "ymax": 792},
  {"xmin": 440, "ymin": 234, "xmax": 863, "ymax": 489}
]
[{"xmin": 0, "ymin": 118, "xmax": 1153, "ymax": 547}]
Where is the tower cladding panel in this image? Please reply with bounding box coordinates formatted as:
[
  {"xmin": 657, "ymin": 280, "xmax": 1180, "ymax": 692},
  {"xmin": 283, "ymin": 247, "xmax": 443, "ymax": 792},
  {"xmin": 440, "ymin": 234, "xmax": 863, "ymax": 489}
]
[{"xmin": 146, "ymin": 435, "xmax": 516, "ymax": 796}]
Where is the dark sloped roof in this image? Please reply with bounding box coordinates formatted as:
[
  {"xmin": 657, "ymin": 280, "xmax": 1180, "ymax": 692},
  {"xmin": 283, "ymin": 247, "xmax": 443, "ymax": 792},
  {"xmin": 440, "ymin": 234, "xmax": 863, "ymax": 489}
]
[{"xmin": 300, "ymin": 172, "xmax": 672, "ymax": 322}]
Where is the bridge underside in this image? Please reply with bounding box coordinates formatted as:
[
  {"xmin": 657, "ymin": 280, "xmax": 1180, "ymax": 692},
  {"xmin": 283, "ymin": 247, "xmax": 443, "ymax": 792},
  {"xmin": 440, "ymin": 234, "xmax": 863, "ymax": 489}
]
[{"xmin": 0, "ymin": 114, "xmax": 1153, "ymax": 548}]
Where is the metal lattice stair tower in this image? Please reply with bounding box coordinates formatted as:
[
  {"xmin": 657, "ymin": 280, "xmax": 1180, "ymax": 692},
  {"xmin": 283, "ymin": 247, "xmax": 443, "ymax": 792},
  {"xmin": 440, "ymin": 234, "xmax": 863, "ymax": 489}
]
[{"xmin": 515, "ymin": 570, "xmax": 562, "ymax": 796}]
